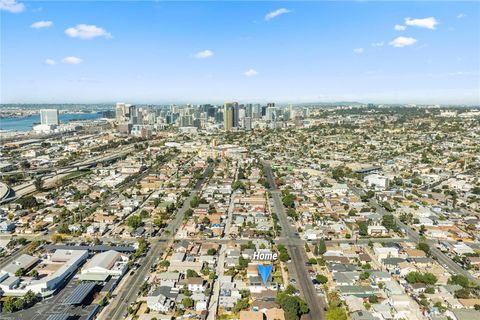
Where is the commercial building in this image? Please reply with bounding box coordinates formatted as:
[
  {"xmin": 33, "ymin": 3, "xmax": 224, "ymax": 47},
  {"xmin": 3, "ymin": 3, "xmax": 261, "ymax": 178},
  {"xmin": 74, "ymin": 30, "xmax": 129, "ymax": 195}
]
[
  {"xmin": 0, "ymin": 249, "xmax": 88, "ymax": 296},
  {"xmin": 79, "ymin": 250, "xmax": 128, "ymax": 281},
  {"xmin": 40, "ymin": 109, "xmax": 59, "ymax": 126},
  {"xmin": 223, "ymin": 102, "xmax": 240, "ymax": 131}
]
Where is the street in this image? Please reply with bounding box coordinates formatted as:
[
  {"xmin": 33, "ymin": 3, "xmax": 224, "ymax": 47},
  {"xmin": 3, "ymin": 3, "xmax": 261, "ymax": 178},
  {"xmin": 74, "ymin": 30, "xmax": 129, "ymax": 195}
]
[{"xmin": 263, "ymin": 161, "xmax": 326, "ymax": 320}]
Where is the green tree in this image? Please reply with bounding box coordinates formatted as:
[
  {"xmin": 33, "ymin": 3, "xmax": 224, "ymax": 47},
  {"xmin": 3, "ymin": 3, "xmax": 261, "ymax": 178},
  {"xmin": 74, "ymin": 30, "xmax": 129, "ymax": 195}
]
[
  {"xmin": 186, "ymin": 269, "xmax": 199, "ymax": 278},
  {"xmin": 127, "ymin": 215, "xmax": 143, "ymax": 229},
  {"xmin": 325, "ymin": 306, "xmax": 348, "ymax": 320},
  {"xmin": 358, "ymin": 221, "xmax": 368, "ymax": 236},
  {"xmin": 448, "ymin": 275, "xmax": 470, "ymax": 288},
  {"xmin": 233, "ymin": 298, "xmax": 249, "ymax": 313},
  {"xmin": 416, "ymin": 242, "xmax": 430, "ymax": 255},
  {"xmin": 15, "ymin": 268, "xmax": 25, "ymax": 277},
  {"xmin": 284, "ymin": 284, "xmax": 298, "ymax": 295},
  {"xmin": 381, "ymin": 214, "xmax": 396, "ymax": 230},
  {"xmin": 2, "ymin": 296, "xmax": 15, "ymax": 313},
  {"xmin": 190, "ymin": 196, "xmax": 200, "ymax": 208},
  {"xmin": 360, "ymin": 272, "xmax": 370, "ymax": 280},
  {"xmin": 232, "ymin": 181, "xmax": 245, "ymax": 191},
  {"xmin": 316, "ymin": 274, "xmax": 328, "ymax": 284},
  {"xmin": 405, "ymin": 272, "xmax": 437, "ymax": 285},
  {"xmin": 182, "ymin": 297, "xmax": 194, "ymax": 309},
  {"xmin": 33, "ymin": 177, "xmax": 44, "ymax": 191},
  {"xmin": 317, "ymin": 239, "xmax": 326, "ymax": 255}
]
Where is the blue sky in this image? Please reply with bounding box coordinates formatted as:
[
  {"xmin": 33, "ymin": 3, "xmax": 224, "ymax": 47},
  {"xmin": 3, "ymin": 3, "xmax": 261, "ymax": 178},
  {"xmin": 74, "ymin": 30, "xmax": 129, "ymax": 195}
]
[{"xmin": 1, "ymin": 1, "xmax": 479, "ymax": 104}]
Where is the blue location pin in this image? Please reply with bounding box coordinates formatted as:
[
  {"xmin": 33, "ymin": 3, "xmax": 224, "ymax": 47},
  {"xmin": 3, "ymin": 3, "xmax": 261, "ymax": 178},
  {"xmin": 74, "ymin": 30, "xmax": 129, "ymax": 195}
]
[{"xmin": 257, "ymin": 264, "xmax": 273, "ymax": 285}]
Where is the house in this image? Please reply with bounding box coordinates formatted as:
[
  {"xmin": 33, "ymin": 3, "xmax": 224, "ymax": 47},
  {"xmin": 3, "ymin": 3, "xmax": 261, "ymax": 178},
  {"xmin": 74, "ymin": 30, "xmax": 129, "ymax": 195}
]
[
  {"xmin": 239, "ymin": 310, "xmax": 264, "ymax": 320},
  {"xmin": 373, "ymin": 247, "xmax": 399, "ymax": 263},
  {"xmin": 365, "ymin": 174, "xmax": 389, "ymax": 190},
  {"xmin": 367, "ymin": 225, "xmax": 388, "ymax": 236},
  {"xmin": 265, "ymin": 308, "xmax": 285, "ymax": 320},
  {"xmin": 146, "ymin": 287, "xmax": 176, "ymax": 312},
  {"xmin": 188, "ymin": 277, "xmax": 206, "ymax": 293},
  {"xmin": 0, "ymin": 220, "xmax": 16, "ymax": 233}
]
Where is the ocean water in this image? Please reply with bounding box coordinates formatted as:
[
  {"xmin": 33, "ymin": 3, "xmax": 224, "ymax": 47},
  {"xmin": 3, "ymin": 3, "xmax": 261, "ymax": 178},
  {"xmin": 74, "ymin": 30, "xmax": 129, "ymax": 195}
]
[{"xmin": 0, "ymin": 113, "xmax": 102, "ymax": 132}]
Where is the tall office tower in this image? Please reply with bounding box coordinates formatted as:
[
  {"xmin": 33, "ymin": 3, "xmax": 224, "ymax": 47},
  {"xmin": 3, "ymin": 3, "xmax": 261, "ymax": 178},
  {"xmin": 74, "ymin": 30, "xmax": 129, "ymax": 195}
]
[
  {"xmin": 238, "ymin": 108, "xmax": 246, "ymax": 124},
  {"xmin": 216, "ymin": 110, "xmax": 224, "ymax": 124},
  {"xmin": 207, "ymin": 106, "xmax": 216, "ymax": 118},
  {"xmin": 115, "ymin": 102, "xmax": 126, "ymax": 122},
  {"xmin": 245, "ymin": 104, "xmax": 253, "ymax": 118},
  {"xmin": 289, "ymin": 104, "xmax": 296, "ymax": 120},
  {"xmin": 253, "ymin": 104, "xmax": 261, "ymax": 119},
  {"xmin": 261, "ymin": 105, "xmax": 267, "ymax": 117},
  {"xmin": 179, "ymin": 115, "xmax": 193, "ymax": 127},
  {"xmin": 224, "ymin": 103, "xmax": 233, "ymax": 131},
  {"xmin": 232, "ymin": 102, "xmax": 239, "ymax": 128},
  {"xmin": 266, "ymin": 104, "xmax": 277, "ymax": 121},
  {"xmin": 129, "ymin": 105, "xmax": 139, "ymax": 124},
  {"xmin": 244, "ymin": 117, "xmax": 252, "ymax": 131},
  {"xmin": 40, "ymin": 109, "xmax": 59, "ymax": 125}
]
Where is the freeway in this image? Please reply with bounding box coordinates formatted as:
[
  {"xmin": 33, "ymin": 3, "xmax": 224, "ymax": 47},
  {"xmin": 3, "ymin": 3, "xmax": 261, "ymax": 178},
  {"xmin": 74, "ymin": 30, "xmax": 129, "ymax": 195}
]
[
  {"xmin": 105, "ymin": 163, "xmax": 214, "ymax": 320},
  {"xmin": 349, "ymin": 185, "xmax": 480, "ymax": 285},
  {"xmin": 6, "ymin": 146, "xmax": 135, "ymax": 202},
  {"xmin": 263, "ymin": 161, "xmax": 326, "ymax": 320}
]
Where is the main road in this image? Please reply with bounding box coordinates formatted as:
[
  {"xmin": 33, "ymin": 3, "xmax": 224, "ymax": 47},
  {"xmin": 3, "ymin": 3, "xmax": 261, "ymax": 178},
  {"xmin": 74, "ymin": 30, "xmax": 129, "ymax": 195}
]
[
  {"xmin": 105, "ymin": 163, "xmax": 214, "ymax": 320},
  {"xmin": 263, "ymin": 161, "xmax": 326, "ymax": 320}
]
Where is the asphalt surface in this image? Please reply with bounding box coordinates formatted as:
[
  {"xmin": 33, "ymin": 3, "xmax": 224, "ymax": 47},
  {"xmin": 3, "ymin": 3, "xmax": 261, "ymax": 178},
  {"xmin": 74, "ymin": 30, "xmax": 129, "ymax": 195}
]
[{"xmin": 263, "ymin": 161, "xmax": 326, "ymax": 320}]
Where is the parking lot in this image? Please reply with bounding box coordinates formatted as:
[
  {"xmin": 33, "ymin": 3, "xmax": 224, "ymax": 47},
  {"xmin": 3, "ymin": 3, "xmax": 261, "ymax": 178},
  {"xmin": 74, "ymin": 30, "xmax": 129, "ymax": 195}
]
[{"xmin": 0, "ymin": 275, "xmax": 100, "ymax": 320}]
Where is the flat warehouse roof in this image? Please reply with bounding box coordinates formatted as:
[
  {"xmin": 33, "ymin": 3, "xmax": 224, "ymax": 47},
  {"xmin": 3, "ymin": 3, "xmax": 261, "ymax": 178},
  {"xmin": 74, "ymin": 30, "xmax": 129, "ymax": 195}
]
[{"xmin": 62, "ymin": 282, "xmax": 96, "ymax": 305}]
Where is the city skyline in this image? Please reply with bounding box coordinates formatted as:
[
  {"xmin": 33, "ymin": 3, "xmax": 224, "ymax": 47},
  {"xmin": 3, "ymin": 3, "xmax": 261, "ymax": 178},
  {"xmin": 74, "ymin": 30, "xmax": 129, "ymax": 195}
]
[{"xmin": 1, "ymin": 0, "xmax": 479, "ymax": 104}]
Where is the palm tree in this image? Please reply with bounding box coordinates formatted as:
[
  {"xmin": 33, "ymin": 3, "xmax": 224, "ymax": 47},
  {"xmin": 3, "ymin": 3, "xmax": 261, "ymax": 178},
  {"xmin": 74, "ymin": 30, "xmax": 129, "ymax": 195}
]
[{"xmin": 33, "ymin": 177, "xmax": 44, "ymax": 191}]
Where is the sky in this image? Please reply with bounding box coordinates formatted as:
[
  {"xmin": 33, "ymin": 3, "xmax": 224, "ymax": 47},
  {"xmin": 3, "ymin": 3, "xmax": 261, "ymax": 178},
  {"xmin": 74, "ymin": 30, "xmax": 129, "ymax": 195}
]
[{"xmin": 1, "ymin": 0, "xmax": 479, "ymax": 105}]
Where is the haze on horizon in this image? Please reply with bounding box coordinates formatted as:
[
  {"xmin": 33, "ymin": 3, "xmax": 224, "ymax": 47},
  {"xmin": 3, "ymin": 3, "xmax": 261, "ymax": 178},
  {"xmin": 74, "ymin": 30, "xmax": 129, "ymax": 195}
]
[{"xmin": 1, "ymin": 0, "xmax": 479, "ymax": 105}]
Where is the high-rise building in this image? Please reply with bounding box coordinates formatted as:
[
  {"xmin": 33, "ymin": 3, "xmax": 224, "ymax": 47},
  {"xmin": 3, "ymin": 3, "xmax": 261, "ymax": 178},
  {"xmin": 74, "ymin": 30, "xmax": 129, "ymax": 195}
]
[
  {"xmin": 115, "ymin": 102, "xmax": 126, "ymax": 122},
  {"xmin": 40, "ymin": 109, "xmax": 59, "ymax": 125},
  {"xmin": 266, "ymin": 104, "xmax": 277, "ymax": 121},
  {"xmin": 244, "ymin": 117, "xmax": 252, "ymax": 131},
  {"xmin": 232, "ymin": 102, "xmax": 239, "ymax": 128},
  {"xmin": 245, "ymin": 104, "xmax": 253, "ymax": 118},
  {"xmin": 224, "ymin": 102, "xmax": 234, "ymax": 131}
]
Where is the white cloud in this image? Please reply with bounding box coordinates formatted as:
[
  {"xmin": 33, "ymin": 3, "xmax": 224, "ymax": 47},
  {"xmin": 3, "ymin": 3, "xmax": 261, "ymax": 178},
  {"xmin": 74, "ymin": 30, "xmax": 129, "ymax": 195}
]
[
  {"xmin": 405, "ymin": 17, "xmax": 439, "ymax": 30},
  {"xmin": 194, "ymin": 50, "xmax": 214, "ymax": 59},
  {"xmin": 265, "ymin": 8, "xmax": 291, "ymax": 21},
  {"xmin": 243, "ymin": 69, "xmax": 259, "ymax": 77},
  {"xmin": 65, "ymin": 24, "xmax": 112, "ymax": 39},
  {"xmin": 371, "ymin": 42, "xmax": 384, "ymax": 47},
  {"xmin": 457, "ymin": 13, "xmax": 466, "ymax": 19},
  {"xmin": 389, "ymin": 36, "xmax": 417, "ymax": 47},
  {"xmin": 0, "ymin": 0, "xmax": 25, "ymax": 13},
  {"xmin": 62, "ymin": 56, "xmax": 83, "ymax": 64},
  {"xmin": 394, "ymin": 24, "xmax": 406, "ymax": 31},
  {"xmin": 31, "ymin": 20, "xmax": 53, "ymax": 29},
  {"xmin": 353, "ymin": 48, "xmax": 364, "ymax": 54},
  {"xmin": 44, "ymin": 58, "xmax": 56, "ymax": 65}
]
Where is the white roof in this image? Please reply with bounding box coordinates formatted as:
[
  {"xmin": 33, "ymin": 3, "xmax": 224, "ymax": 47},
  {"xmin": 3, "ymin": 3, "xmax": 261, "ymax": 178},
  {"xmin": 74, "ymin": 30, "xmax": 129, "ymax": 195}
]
[{"xmin": 83, "ymin": 250, "xmax": 122, "ymax": 271}]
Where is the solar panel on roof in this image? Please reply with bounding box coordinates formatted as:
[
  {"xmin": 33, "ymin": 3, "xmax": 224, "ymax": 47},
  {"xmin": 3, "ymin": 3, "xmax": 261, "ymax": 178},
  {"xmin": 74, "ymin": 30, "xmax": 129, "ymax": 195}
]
[
  {"xmin": 46, "ymin": 314, "xmax": 71, "ymax": 320},
  {"xmin": 62, "ymin": 282, "xmax": 96, "ymax": 305}
]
